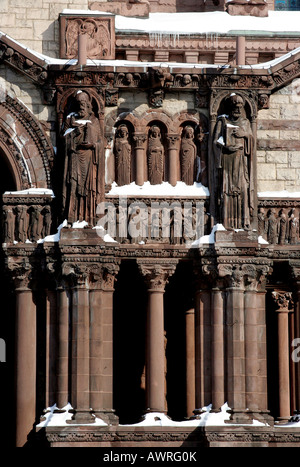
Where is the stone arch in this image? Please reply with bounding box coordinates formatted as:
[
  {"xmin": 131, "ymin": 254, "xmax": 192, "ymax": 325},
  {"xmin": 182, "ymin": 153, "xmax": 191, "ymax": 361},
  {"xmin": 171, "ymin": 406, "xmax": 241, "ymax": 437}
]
[
  {"xmin": 210, "ymin": 89, "xmax": 257, "ymax": 121},
  {"xmin": 0, "ymin": 93, "xmax": 53, "ymax": 191}
]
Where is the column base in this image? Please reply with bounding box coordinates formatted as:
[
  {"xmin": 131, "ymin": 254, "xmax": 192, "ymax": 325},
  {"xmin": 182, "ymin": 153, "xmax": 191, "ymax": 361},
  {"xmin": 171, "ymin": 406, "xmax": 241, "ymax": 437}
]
[
  {"xmin": 93, "ymin": 410, "xmax": 119, "ymax": 426},
  {"xmin": 275, "ymin": 416, "xmax": 292, "ymax": 425},
  {"xmin": 224, "ymin": 409, "xmax": 254, "ymax": 425},
  {"xmin": 66, "ymin": 409, "xmax": 95, "ymax": 424}
]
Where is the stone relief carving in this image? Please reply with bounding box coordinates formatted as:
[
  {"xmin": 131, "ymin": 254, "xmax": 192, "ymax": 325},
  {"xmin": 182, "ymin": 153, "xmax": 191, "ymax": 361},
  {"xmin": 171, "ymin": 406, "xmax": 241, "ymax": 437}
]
[
  {"xmin": 213, "ymin": 93, "xmax": 254, "ymax": 230},
  {"xmin": 63, "ymin": 17, "xmax": 114, "ymax": 60},
  {"xmin": 62, "ymin": 90, "xmax": 102, "ymax": 226},
  {"xmin": 114, "ymin": 124, "xmax": 132, "ymax": 186}
]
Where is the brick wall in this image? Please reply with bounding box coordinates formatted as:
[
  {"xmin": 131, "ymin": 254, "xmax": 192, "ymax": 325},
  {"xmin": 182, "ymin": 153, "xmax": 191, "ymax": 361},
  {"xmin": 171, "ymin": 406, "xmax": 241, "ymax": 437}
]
[{"xmin": 257, "ymin": 77, "xmax": 300, "ymax": 193}]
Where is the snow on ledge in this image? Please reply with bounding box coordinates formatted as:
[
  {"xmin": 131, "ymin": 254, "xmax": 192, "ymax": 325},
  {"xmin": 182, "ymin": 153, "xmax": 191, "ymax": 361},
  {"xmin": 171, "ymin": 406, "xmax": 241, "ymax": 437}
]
[
  {"xmin": 37, "ymin": 403, "xmax": 107, "ymax": 427},
  {"xmin": 4, "ymin": 188, "xmax": 55, "ymax": 197},
  {"xmin": 258, "ymin": 190, "xmax": 300, "ymax": 198},
  {"xmin": 107, "ymin": 181, "xmax": 209, "ymax": 197}
]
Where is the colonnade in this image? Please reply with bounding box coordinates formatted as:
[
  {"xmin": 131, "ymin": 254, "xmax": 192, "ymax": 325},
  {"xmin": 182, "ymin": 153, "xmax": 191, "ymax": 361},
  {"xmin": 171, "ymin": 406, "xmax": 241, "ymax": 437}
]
[{"xmin": 9, "ymin": 256, "xmax": 300, "ymax": 446}]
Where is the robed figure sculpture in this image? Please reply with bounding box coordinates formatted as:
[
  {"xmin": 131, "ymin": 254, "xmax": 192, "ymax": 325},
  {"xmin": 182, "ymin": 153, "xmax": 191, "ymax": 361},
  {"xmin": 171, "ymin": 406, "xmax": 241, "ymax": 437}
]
[
  {"xmin": 62, "ymin": 91, "xmax": 102, "ymax": 226},
  {"xmin": 114, "ymin": 124, "xmax": 132, "ymax": 186},
  {"xmin": 147, "ymin": 125, "xmax": 164, "ymax": 185},
  {"xmin": 213, "ymin": 94, "xmax": 254, "ymax": 230},
  {"xmin": 180, "ymin": 125, "xmax": 197, "ymax": 185}
]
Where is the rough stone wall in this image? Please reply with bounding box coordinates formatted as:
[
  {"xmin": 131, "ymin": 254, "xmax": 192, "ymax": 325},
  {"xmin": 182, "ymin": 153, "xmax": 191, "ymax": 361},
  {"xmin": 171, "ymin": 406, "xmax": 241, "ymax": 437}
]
[
  {"xmin": 257, "ymin": 77, "xmax": 300, "ymax": 193},
  {"xmin": 0, "ymin": 0, "xmax": 89, "ymax": 58}
]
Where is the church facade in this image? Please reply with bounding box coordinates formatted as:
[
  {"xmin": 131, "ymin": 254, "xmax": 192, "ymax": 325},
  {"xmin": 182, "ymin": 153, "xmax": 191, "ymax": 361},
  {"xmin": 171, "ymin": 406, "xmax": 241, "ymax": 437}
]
[{"xmin": 1, "ymin": 0, "xmax": 300, "ymax": 447}]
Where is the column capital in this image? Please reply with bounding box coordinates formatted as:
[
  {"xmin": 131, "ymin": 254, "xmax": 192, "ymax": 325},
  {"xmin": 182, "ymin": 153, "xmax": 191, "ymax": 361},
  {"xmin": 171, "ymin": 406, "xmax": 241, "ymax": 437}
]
[
  {"xmin": 62, "ymin": 260, "xmax": 120, "ymax": 290},
  {"xmin": 217, "ymin": 261, "xmax": 271, "ymax": 291},
  {"xmin": 6, "ymin": 257, "xmax": 32, "ymax": 290},
  {"xmin": 133, "ymin": 133, "xmax": 147, "ymax": 148},
  {"xmin": 272, "ymin": 291, "xmax": 294, "ymax": 313},
  {"xmin": 137, "ymin": 259, "xmax": 178, "ymax": 292},
  {"xmin": 166, "ymin": 134, "xmax": 180, "ymax": 149}
]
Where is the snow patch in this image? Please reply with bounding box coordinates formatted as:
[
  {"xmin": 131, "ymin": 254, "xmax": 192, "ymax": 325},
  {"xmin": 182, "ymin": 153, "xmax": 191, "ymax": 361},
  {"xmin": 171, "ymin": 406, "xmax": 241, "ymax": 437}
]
[
  {"xmin": 37, "ymin": 220, "xmax": 67, "ymax": 244},
  {"xmin": 192, "ymin": 223, "xmax": 226, "ymax": 246},
  {"xmin": 5, "ymin": 188, "xmax": 55, "ymax": 197},
  {"xmin": 37, "ymin": 403, "xmax": 107, "ymax": 427},
  {"xmin": 107, "ymin": 181, "xmax": 209, "ymax": 197}
]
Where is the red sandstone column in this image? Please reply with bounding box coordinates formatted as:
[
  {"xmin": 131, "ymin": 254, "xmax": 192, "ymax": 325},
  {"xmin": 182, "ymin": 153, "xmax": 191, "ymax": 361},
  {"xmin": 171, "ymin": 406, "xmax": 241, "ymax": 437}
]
[
  {"xmin": 133, "ymin": 133, "xmax": 146, "ymax": 186},
  {"xmin": 138, "ymin": 260, "xmax": 178, "ymax": 413},
  {"xmin": 272, "ymin": 291, "xmax": 293, "ymax": 423},
  {"xmin": 89, "ymin": 263, "xmax": 119, "ymax": 424},
  {"xmin": 219, "ymin": 264, "xmax": 251, "ymax": 424},
  {"xmin": 78, "ymin": 33, "xmax": 87, "ymax": 66},
  {"xmin": 64, "ymin": 264, "xmax": 94, "ymax": 423},
  {"xmin": 244, "ymin": 288, "xmax": 259, "ymax": 412},
  {"xmin": 211, "ymin": 285, "xmax": 225, "ymax": 412},
  {"xmin": 13, "ymin": 267, "xmax": 36, "ymax": 447},
  {"xmin": 256, "ymin": 287, "xmax": 270, "ymax": 418},
  {"xmin": 167, "ymin": 135, "xmax": 180, "ymax": 187},
  {"xmin": 295, "ymin": 286, "xmax": 300, "ymax": 414},
  {"xmin": 185, "ymin": 307, "xmax": 195, "ymax": 418},
  {"xmin": 56, "ymin": 283, "xmax": 70, "ymax": 410},
  {"xmin": 45, "ymin": 288, "xmax": 57, "ymax": 409},
  {"xmin": 194, "ymin": 272, "xmax": 211, "ymax": 414}
]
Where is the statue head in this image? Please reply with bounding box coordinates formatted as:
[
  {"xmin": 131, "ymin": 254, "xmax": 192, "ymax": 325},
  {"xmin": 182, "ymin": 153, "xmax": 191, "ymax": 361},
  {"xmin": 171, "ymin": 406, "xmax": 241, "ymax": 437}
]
[
  {"xmin": 75, "ymin": 91, "xmax": 93, "ymax": 119},
  {"xmin": 183, "ymin": 126, "xmax": 194, "ymax": 139},
  {"xmin": 228, "ymin": 93, "xmax": 244, "ymax": 120}
]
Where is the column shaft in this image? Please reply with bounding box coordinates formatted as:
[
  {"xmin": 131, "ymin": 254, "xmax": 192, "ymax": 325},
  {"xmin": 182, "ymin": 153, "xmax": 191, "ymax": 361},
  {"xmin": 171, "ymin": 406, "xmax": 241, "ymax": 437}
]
[
  {"xmin": 277, "ymin": 311, "xmax": 291, "ymax": 421},
  {"xmin": 147, "ymin": 290, "xmax": 166, "ymax": 412},
  {"xmin": 195, "ymin": 289, "xmax": 211, "ymax": 411},
  {"xmin": 56, "ymin": 286, "xmax": 69, "ymax": 409},
  {"xmin": 244, "ymin": 290, "xmax": 259, "ymax": 411},
  {"xmin": 185, "ymin": 308, "xmax": 195, "ymax": 418},
  {"xmin": 211, "ymin": 288, "xmax": 224, "ymax": 411},
  {"xmin": 15, "ymin": 288, "xmax": 36, "ymax": 447}
]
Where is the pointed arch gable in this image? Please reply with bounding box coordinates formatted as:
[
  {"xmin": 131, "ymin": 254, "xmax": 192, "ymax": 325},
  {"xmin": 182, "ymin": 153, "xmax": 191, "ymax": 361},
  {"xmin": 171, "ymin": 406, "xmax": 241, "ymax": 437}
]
[{"xmin": 0, "ymin": 93, "xmax": 53, "ymax": 191}]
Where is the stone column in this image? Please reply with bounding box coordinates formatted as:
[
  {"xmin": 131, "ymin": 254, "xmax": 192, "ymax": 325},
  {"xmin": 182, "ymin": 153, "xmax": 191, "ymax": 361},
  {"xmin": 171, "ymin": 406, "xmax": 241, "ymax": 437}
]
[
  {"xmin": 138, "ymin": 259, "xmax": 178, "ymax": 413},
  {"xmin": 63, "ymin": 264, "xmax": 94, "ymax": 423},
  {"xmin": 219, "ymin": 263, "xmax": 250, "ymax": 424},
  {"xmin": 167, "ymin": 135, "xmax": 180, "ymax": 187},
  {"xmin": 272, "ymin": 291, "xmax": 294, "ymax": 423},
  {"xmin": 89, "ymin": 262, "xmax": 120, "ymax": 424},
  {"xmin": 211, "ymin": 283, "xmax": 225, "ymax": 412},
  {"xmin": 185, "ymin": 307, "xmax": 195, "ymax": 418},
  {"xmin": 193, "ymin": 267, "xmax": 211, "ymax": 414},
  {"xmin": 10, "ymin": 262, "xmax": 36, "ymax": 447},
  {"xmin": 133, "ymin": 133, "xmax": 146, "ymax": 186},
  {"xmin": 295, "ymin": 285, "xmax": 300, "ymax": 414},
  {"xmin": 56, "ymin": 281, "xmax": 70, "ymax": 410}
]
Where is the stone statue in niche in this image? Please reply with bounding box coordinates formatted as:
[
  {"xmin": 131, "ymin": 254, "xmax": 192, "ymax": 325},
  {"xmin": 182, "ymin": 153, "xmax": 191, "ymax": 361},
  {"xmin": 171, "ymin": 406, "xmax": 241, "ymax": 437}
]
[
  {"xmin": 288, "ymin": 208, "xmax": 299, "ymax": 244},
  {"xmin": 213, "ymin": 93, "xmax": 254, "ymax": 230},
  {"xmin": 278, "ymin": 210, "xmax": 287, "ymax": 245},
  {"xmin": 180, "ymin": 125, "xmax": 197, "ymax": 185},
  {"xmin": 42, "ymin": 205, "xmax": 52, "ymax": 238},
  {"xmin": 267, "ymin": 208, "xmax": 278, "ymax": 244},
  {"xmin": 257, "ymin": 207, "xmax": 267, "ymax": 239},
  {"xmin": 15, "ymin": 205, "xmax": 28, "ymax": 243},
  {"xmin": 62, "ymin": 91, "xmax": 102, "ymax": 226},
  {"xmin": 114, "ymin": 124, "xmax": 132, "ymax": 186},
  {"xmin": 28, "ymin": 205, "xmax": 42, "ymax": 242},
  {"xmin": 147, "ymin": 125, "xmax": 164, "ymax": 185},
  {"xmin": 2, "ymin": 205, "xmax": 15, "ymax": 243}
]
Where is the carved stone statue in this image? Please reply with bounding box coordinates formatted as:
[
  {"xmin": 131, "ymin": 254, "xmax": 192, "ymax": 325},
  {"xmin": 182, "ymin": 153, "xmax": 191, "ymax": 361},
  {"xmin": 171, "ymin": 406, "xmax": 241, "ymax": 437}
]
[
  {"xmin": 147, "ymin": 125, "xmax": 164, "ymax": 185},
  {"xmin": 62, "ymin": 91, "xmax": 102, "ymax": 226},
  {"xmin": 114, "ymin": 124, "xmax": 131, "ymax": 186},
  {"xmin": 257, "ymin": 207, "xmax": 266, "ymax": 239},
  {"xmin": 42, "ymin": 205, "xmax": 52, "ymax": 238},
  {"xmin": 180, "ymin": 125, "xmax": 197, "ymax": 185},
  {"xmin": 267, "ymin": 208, "xmax": 278, "ymax": 244},
  {"xmin": 288, "ymin": 209, "xmax": 299, "ymax": 244},
  {"xmin": 15, "ymin": 205, "xmax": 28, "ymax": 243},
  {"xmin": 28, "ymin": 205, "xmax": 42, "ymax": 242},
  {"xmin": 278, "ymin": 210, "xmax": 287, "ymax": 245},
  {"xmin": 213, "ymin": 94, "xmax": 254, "ymax": 230},
  {"xmin": 2, "ymin": 205, "xmax": 15, "ymax": 243}
]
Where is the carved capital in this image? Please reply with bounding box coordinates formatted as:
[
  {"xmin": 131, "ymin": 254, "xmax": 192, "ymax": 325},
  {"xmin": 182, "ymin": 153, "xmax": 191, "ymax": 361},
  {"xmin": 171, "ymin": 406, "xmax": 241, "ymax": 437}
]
[
  {"xmin": 89, "ymin": 262, "xmax": 120, "ymax": 291},
  {"xmin": 62, "ymin": 262, "xmax": 89, "ymax": 288},
  {"xmin": 133, "ymin": 133, "xmax": 147, "ymax": 149},
  {"xmin": 166, "ymin": 134, "xmax": 180, "ymax": 149},
  {"xmin": 272, "ymin": 291, "xmax": 294, "ymax": 313},
  {"xmin": 7, "ymin": 258, "xmax": 32, "ymax": 290},
  {"xmin": 137, "ymin": 259, "xmax": 178, "ymax": 292}
]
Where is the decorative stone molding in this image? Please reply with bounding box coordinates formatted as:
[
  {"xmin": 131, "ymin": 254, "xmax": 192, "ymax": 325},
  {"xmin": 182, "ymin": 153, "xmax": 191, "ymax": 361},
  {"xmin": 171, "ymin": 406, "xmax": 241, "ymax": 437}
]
[{"xmin": 272, "ymin": 291, "xmax": 294, "ymax": 313}]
